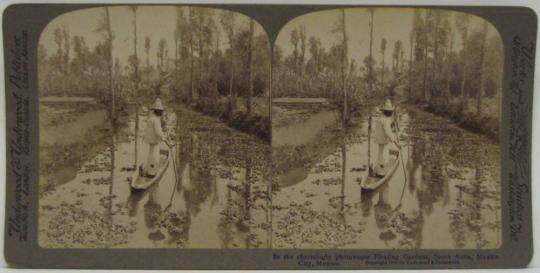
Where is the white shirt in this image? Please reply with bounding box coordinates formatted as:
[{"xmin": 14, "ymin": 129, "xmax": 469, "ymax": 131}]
[
  {"xmin": 143, "ymin": 113, "xmax": 166, "ymax": 145},
  {"xmin": 373, "ymin": 115, "xmax": 395, "ymax": 145}
]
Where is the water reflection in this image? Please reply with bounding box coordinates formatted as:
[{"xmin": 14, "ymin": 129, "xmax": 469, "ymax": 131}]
[
  {"xmin": 143, "ymin": 185, "xmax": 164, "ymax": 247},
  {"xmin": 40, "ymin": 107, "xmax": 271, "ymax": 248},
  {"xmin": 39, "ymin": 105, "xmax": 500, "ymax": 249},
  {"xmin": 106, "ymin": 116, "xmax": 116, "ymax": 247},
  {"xmin": 271, "ymin": 106, "xmax": 501, "ymax": 249},
  {"xmin": 339, "ymin": 135, "xmax": 347, "ymax": 219}
]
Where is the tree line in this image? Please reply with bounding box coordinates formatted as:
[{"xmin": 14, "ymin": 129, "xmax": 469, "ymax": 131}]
[
  {"xmin": 273, "ymin": 9, "xmax": 503, "ymax": 136},
  {"xmin": 38, "ymin": 7, "xmax": 503, "ymax": 138},
  {"xmin": 38, "ymin": 6, "xmax": 271, "ymax": 118}
]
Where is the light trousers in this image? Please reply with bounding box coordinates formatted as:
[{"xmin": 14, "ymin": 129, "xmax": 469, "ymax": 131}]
[
  {"xmin": 375, "ymin": 143, "xmax": 389, "ymax": 175},
  {"xmin": 145, "ymin": 143, "xmax": 159, "ymax": 175}
]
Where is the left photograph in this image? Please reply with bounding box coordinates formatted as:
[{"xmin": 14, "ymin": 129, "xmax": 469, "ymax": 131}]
[{"xmin": 38, "ymin": 6, "xmax": 272, "ymax": 248}]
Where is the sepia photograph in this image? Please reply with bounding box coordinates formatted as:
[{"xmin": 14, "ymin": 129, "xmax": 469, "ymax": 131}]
[
  {"xmin": 271, "ymin": 7, "xmax": 502, "ymax": 249},
  {"xmin": 37, "ymin": 6, "xmax": 502, "ymax": 250},
  {"xmin": 38, "ymin": 5, "xmax": 272, "ymax": 248}
]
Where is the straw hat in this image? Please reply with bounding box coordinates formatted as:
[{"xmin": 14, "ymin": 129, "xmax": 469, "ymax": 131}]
[
  {"xmin": 380, "ymin": 99, "xmax": 395, "ymax": 112},
  {"xmin": 150, "ymin": 98, "xmax": 164, "ymax": 111}
]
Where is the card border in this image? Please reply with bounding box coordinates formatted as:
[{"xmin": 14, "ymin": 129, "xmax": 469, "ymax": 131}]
[{"xmin": 3, "ymin": 3, "xmax": 536, "ymax": 269}]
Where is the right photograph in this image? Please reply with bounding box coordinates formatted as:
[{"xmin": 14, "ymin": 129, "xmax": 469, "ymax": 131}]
[{"xmin": 271, "ymin": 7, "xmax": 502, "ymax": 249}]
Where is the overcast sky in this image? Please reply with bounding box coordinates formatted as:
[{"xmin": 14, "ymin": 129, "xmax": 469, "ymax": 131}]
[{"xmin": 39, "ymin": 6, "xmax": 264, "ymax": 65}]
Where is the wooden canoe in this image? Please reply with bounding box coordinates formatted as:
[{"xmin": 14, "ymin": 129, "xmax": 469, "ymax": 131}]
[
  {"xmin": 131, "ymin": 148, "xmax": 170, "ymax": 190},
  {"xmin": 360, "ymin": 149, "xmax": 400, "ymax": 191}
]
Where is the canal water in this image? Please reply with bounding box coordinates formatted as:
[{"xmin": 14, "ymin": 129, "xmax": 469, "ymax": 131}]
[
  {"xmin": 271, "ymin": 106, "xmax": 501, "ymax": 249},
  {"xmin": 272, "ymin": 106, "xmax": 340, "ymax": 147},
  {"xmin": 39, "ymin": 106, "xmax": 271, "ymax": 248},
  {"xmin": 39, "ymin": 104, "xmax": 500, "ymax": 249}
]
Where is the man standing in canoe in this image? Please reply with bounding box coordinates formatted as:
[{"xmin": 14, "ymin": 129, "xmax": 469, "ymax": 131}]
[
  {"xmin": 141, "ymin": 98, "xmax": 167, "ymax": 178},
  {"xmin": 372, "ymin": 99, "xmax": 399, "ymax": 177}
]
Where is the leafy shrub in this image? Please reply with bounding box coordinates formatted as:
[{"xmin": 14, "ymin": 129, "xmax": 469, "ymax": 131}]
[
  {"xmin": 190, "ymin": 98, "xmax": 270, "ymax": 142},
  {"xmin": 415, "ymin": 98, "xmax": 498, "ymax": 141}
]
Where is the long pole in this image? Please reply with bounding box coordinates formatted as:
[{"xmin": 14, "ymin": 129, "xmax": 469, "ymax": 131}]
[
  {"xmin": 393, "ymin": 107, "xmax": 408, "ymax": 210},
  {"xmin": 165, "ymin": 117, "xmax": 180, "ymax": 212},
  {"xmin": 393, "ymin": 108, "xmax": 407, "ymax": 180},
  {"xmin": 367, "ymin": 112, "xmax": 372, "ymax": 175},
  {"xmin": 164, "ymin": 144, "xmax": 179, "ymax": 211}
]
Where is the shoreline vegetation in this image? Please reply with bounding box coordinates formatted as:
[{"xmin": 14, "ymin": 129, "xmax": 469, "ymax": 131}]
[
  {"xmin": 406, "ymin": 98, "xmax": 499, "ymax": 142},
  {"xmin": 272, "ymin": 122, "xmax": 342, "ymax": 175},
  {"xmin": 346, "ymin": 94, "xmax": 500, "ymax": 141},
  {"xmin": 270, "ymin": 8, "xmax": 502, "ymax": 145},
  {"xmin": 38, "ymin": 6, "xmax": 272, "ymax": 146},
  {"xmin": 191, "ymin": 97, "xmax": 270, "ymax": 142},
  {"xmin": 39, "ymin": 103, "xmax": 110, "ymax": 195},
  {"xmin": 271, "ymin": 102, "xmax": 342, "ymax": 187},
  {"xmin": 38, "ymin": 0, "xmax": 272, "ymax": 194},
  {"xmin": 39, "ymin": 101, "xmax": 136, "ymax": 196},
  {"xmin": 271, "ymin": 92, "xmax": 500, "ymax": 187}
]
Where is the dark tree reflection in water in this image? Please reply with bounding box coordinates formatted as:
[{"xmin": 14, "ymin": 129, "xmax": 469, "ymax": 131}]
[
  {"xmin": 271, "ymin": 106, "xmax": 501, "ymax": 249},
  {"xmin": 39, "ymin": 105, "xmax": 500, "ymax": 249},
  {"xmin": 40, "ymin": 107, "xmax": 271, "ymax": 248}
]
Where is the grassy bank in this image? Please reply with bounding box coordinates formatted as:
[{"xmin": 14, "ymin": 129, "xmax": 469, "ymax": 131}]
[
  {"xmin": 191, "ymin": 97, "xmax": 270, "ymax": 142},
  {"xmin": 272, "ymin": 124, "xmax": 343, "ymax": 176},
  {"xmin": 272, "ymin": 100, "xmax": 337, "ymax": 129},
  {"xmin": 345, "ymin": 91, "xmax": 500, "ymax": 141},
  {"xmin": 271, "ymin": 104, "xmax": 344, "ymax": 187},
  {"xmin": 408, "ymin": 97, "xmax": 499, "ymax": 141},
  {"xmin": 39, "ymin": 103, "xmax": 112, "ymax": 195}
]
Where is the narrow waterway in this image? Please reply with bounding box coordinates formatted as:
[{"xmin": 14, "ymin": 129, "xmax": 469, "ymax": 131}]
[
  {"xmin": 39, "ymin": 103, "xmax": 500, "ymax": 250},
  {"xmin": 39, "ymin": 105, "xmax": 271, "ymax": 248},
  {"xmin": 271, "ymin": 106, "xmax": 501, "ymax": 249},
  {"xmin": 272, "ymin": 107, "xmax": 339, "ymax": 147}
]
